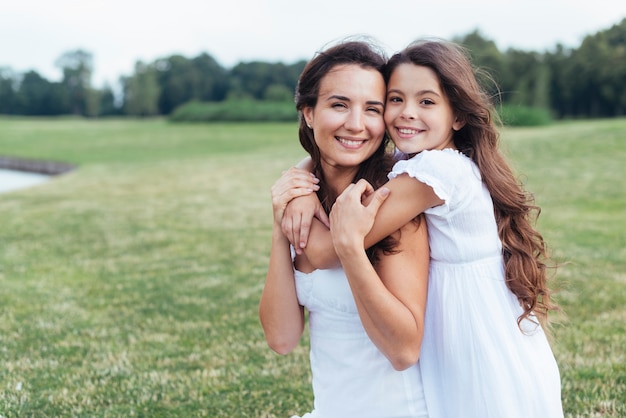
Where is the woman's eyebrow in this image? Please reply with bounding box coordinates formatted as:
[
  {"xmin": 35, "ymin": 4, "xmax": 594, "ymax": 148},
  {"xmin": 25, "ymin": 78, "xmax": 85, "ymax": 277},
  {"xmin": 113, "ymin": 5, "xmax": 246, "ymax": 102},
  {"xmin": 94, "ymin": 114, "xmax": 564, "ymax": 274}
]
[{"xmin": 326, "ymin": 95, "xmax": 384, "ymax": 107}]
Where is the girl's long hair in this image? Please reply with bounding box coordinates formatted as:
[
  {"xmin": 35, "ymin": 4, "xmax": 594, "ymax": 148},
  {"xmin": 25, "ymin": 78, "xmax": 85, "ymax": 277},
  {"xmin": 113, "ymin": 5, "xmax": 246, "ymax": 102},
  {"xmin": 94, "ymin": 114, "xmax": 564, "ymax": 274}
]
[{"xmin": 385, "ymin": 39, "xmax": 559, "ymax": 329}]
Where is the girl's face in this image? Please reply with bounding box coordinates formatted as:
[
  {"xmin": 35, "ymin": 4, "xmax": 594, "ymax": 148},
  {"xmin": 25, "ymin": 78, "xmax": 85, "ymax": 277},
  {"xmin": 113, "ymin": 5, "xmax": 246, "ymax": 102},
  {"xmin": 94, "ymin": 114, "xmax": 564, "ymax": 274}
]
[
  {"xmin": 384, "ymin": 63, "xmax": 464, "ymax": 155},
  {"xmin": 303, "ymin": 64, "xmax": 386, "ymax": 176}
]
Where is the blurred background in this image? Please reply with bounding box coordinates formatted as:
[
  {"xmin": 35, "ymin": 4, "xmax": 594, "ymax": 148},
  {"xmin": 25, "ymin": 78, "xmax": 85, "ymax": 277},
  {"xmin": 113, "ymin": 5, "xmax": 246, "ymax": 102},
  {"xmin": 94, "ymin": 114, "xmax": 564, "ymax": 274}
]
[{"xmin": 1, "ymin": 0, "xmax": 625, "ymax": 121}]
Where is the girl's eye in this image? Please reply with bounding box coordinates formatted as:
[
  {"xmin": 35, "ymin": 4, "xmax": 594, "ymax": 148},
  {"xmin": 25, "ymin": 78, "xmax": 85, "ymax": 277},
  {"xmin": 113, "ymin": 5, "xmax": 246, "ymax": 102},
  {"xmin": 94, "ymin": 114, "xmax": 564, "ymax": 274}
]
[
  {"xmin": 420, "ymin": 98, "xmax": 435, "ymax": 105},
  {"xmin": 388, "ymin": 96, "xmax": 402, "ymax": 103}
]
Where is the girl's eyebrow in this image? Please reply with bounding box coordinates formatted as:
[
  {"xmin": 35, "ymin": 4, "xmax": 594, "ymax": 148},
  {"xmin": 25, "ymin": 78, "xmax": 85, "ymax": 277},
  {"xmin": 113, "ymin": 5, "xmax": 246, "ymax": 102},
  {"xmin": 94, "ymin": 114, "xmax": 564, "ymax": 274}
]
[{"xmin": 387, "ymin": 88, "xmax": 441, "ymax": 97}]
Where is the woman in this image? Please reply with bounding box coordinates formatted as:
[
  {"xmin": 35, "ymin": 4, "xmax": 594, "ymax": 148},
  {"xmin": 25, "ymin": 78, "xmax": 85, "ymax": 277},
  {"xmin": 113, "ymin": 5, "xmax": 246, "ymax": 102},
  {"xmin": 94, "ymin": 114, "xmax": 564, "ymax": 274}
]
[{"xmin": 259, "ymin": 39, "xmax": 430, "ymax": 417}]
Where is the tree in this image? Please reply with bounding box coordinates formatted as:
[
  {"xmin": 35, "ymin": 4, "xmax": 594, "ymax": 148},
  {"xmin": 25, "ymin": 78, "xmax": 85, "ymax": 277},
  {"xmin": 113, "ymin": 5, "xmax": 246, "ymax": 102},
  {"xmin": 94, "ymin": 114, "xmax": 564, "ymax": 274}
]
[
  {"xmin": 455, "ymin": 30, "xmax": 505, "ymax": 100},
  {"xmin": 229, "ymin": 61, "xmax": 304, "ymax": 101},
  {"xmin": 99, "ymin": 84, "xmax": 120, "ymax": 116},
  {"xmin": 0, "ymin": 68, "xmax": 18, "ymax": 114},
  {"xmin": 545, "ymin": 44, "xmax": 573, "ymax": 118},
  {"xmin": 191, "ymin": 53, "xmax": 229, "ymax": 102},
  {"xmin": 15, "ymin": 70, "xmax": 69, "ymax": 115},
  {"xmin": 55, "ymin": 49, "xmax": 95, "ymax": 115},
  {"xmin": 153, "ymin": 53, "xmax": 228, "ymax": 115},
  {"xmin": 123, "ymin": 61, "xmax": 161, "ymax": 116}
]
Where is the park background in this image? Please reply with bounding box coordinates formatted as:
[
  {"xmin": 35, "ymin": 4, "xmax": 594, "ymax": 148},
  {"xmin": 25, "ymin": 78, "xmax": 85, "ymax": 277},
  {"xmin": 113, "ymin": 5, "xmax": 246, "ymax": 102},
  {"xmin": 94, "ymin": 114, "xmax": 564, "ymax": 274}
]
[{"xmin": 1, "ymin": 1, "xmax": 625, "ymax": 416}]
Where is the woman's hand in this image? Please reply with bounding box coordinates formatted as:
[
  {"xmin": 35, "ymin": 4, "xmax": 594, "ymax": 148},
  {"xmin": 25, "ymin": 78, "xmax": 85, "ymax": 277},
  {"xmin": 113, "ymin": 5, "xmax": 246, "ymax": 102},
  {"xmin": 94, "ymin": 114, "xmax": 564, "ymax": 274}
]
[{"xmin": 330, "ymin": 179, "xmax": 390, "ymax": 256}]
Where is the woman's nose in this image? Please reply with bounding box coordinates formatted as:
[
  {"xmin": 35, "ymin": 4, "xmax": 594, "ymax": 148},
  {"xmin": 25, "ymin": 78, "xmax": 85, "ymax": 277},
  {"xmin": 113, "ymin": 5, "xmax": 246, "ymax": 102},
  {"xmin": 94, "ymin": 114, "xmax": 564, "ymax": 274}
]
[{"xmin": 345, "ymin": 111, "xmax": 364, "ymax": 131}]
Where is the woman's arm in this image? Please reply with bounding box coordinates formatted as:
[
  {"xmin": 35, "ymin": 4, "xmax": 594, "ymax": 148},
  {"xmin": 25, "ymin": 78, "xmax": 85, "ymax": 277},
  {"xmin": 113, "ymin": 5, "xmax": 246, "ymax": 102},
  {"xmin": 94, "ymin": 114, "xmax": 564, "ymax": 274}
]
[
  {"xmin": 302, "ymin": 173, "xmax": 442, "ymax": 269},
  {"xmin": 330, "ymin": 180, "xmax": 430, "ymax": 370},
  {"xmin": 259, "ymin": 223, "xmax": 305, "ymax": 355},
  {"xmin": 258, "ymin": 169, "xmax": 318, "ymax": 354}
]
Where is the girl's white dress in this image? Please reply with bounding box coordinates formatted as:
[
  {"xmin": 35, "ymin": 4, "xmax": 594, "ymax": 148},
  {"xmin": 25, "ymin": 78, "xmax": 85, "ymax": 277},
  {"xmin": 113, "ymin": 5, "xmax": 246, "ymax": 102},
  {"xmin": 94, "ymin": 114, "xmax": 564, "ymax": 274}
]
[
  {"xmin": 389, "ymin": 149, "xmax": 563, "ymax": 418},
  {"xmin": 291, "ymin": 262, "xmax": 429, "ymax": 418}
]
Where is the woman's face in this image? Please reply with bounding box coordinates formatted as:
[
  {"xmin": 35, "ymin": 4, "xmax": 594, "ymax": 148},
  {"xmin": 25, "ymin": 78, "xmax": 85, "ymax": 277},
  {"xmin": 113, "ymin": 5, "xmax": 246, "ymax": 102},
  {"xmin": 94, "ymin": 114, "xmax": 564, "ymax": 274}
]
[{"xmin": 303, "ymin": 64, "xmax": 386, "ymax": 175}]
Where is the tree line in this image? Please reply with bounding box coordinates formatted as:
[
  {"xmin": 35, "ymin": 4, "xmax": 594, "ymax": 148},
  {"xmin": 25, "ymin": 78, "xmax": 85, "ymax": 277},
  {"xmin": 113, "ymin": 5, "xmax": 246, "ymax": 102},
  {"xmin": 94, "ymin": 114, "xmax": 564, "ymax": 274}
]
[{"xmin": 1, "ymin": 18, "xmax": 624, "ymax": 120}]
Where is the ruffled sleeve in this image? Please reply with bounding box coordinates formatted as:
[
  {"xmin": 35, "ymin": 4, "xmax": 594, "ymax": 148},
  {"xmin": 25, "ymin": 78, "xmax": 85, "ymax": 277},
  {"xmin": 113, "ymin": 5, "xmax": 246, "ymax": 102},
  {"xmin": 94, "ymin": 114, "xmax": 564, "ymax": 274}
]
[{"xmin": 388, "ymin": 149, "xmax": 478, "ymax": 215}]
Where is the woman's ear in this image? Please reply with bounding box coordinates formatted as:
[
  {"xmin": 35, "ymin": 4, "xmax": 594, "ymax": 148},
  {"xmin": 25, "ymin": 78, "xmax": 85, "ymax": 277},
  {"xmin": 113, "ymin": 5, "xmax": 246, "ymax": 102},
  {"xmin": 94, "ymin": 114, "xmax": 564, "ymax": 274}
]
[
  {"xmin": 303, "ymin": 107, "xmax": 314, "ymax": 129},
  {"xmin": 302, "ymin": 106, "xmax": 313, "ymax": 129}
]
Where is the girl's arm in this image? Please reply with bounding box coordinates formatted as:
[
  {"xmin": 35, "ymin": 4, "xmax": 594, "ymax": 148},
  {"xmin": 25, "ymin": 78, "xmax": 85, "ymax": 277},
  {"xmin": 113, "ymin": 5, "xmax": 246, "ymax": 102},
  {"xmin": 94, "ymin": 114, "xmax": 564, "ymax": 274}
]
[
  {"xmin": 281, "ymin": 157, "xmax": 329, "ymax": 253},
  {"xmin": 259, "ymin": 169, "xmax": 319, "ymax": 354},
  {"xmin": 331, "ymin": 180, "xmax": 429, "ymax": 370},
  {"xmin": 303, "ymin": 173, "xmax": 443, "ymax": 269}
]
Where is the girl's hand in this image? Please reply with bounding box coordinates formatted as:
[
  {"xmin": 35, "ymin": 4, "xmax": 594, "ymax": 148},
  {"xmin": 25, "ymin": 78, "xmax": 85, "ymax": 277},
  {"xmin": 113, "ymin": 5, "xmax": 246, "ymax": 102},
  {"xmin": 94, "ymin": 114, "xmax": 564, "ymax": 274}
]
[
  {"xmin": 282, "ymin": 193, "xmax": 330, "ymax": 254},
  {"xmin": 271, "ymin": 167, "xmax": 320, "ymax": 226},
  {"xmin": 330, "ymin": 179, "xmax": 390, "ymax": 255}
]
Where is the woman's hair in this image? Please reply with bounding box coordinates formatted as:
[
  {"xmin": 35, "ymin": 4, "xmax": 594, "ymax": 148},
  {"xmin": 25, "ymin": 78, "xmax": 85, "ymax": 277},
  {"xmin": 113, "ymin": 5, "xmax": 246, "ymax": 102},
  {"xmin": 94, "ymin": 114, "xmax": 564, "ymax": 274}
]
[
  {"xmin": 295, "ymin": 38, "xmax": 399, "ymax": 263},
  {"xmin": 385, "ymin": 39, "xmax": 558, "ymax": 328}
]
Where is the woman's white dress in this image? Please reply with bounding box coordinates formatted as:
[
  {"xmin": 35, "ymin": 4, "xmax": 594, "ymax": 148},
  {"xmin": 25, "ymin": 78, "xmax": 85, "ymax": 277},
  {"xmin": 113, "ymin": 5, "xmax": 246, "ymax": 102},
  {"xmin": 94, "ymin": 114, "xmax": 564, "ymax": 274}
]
[
  {"xmin": 291, "ymin": 263, "xmax": 428, "ymax": 418},
  {"xmin": 389, "ymin": 149, "xmax": 563, "ymax": 418}
]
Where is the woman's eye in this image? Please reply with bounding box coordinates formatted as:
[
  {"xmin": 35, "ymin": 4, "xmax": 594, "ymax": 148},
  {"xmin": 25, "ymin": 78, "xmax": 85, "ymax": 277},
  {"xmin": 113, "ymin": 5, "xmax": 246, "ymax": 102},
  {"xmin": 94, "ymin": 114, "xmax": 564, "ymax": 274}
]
[{"xmin": 367, "ymin": 107, "xmax": 382, "ymax": 114}]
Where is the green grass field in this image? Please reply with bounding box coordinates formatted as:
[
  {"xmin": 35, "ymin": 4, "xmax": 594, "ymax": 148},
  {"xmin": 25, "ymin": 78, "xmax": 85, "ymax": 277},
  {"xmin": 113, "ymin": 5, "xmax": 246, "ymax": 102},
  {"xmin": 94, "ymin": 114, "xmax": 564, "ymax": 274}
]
[{"xmin": 0, "ymin": 116, "xmax": 624, "ymax": 417}]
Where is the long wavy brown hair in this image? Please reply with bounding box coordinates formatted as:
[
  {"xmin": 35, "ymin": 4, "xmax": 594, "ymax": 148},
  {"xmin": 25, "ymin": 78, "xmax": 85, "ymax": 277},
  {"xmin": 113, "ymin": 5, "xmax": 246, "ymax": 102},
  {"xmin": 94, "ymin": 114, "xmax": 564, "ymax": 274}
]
[
  {"xmin": 385, "ymin": 39, "xmax": 559, "ymax": 329},
  {"xmin": 294, "ymin": 39, "xmax": 401, "ymax": 263}
]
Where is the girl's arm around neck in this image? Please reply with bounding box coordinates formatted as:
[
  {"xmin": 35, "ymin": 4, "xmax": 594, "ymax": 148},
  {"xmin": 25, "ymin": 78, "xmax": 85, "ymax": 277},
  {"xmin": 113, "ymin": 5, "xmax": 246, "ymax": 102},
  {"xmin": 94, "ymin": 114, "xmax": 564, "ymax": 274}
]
[{"xmin": 302, "ymin": 173, "xmax": 443, "ymax": 268}]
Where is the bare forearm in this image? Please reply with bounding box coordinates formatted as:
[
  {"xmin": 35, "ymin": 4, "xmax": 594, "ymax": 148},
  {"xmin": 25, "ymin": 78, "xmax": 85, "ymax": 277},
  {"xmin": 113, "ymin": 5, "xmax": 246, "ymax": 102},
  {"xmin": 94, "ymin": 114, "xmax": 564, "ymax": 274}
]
[
  {"xmin": 300, "ymin": 219, "xmax": 341, "ymax": 269},
  {"xmin": 305, "ymin": 175, "xmax": 438, "ymax": 266},
  {"xmin": 339, "ymin": 247, "xmax": 423, "ymax": 370},
  {"xmin": 259, "ymin": 226, "xmax": 305, "ymax": 354}
]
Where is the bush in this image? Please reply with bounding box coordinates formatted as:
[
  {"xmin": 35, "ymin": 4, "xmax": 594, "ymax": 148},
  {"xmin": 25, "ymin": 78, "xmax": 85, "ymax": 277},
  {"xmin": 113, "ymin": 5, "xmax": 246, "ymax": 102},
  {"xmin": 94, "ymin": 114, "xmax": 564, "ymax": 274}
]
[
  {"xmin": 498, "ymin": 105, "xmax": 553, "ymax": 127},
  {"xmin": 169, "ymin": 100, "xmax": 298, "ymax": 123}
]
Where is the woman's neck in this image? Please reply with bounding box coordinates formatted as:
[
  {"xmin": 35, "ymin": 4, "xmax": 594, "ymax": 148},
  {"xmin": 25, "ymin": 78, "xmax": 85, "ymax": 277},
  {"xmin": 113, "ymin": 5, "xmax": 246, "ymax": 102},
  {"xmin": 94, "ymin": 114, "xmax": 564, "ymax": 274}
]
[{"xmin": 322, "ymin": 165, "xmax": 359, "ymax": 198}]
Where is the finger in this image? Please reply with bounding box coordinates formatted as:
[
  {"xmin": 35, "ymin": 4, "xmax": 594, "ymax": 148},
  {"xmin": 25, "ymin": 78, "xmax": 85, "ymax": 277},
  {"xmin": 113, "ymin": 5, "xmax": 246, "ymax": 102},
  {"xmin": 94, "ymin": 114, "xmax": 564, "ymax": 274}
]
[
  {"xmin": 293, "ymin": 212, "xmax": 303, "ymax": 254},
  {"xmin": 355, "ymin": 178, "xmax": 375, "ymax": 196},
  {"xmin": 315, "ymin": 207, "xmax": 330, "ymax": 229},
  {"xmin": 366, "ymin": 187, "xmax": 391, "ymax": 214},
  {"xmin": 281, "ymin": 213, "xmax": 295, "ymax": 246},
  {"xmin": 299, "ymin": 213, "xmax": 311, "ymax": 249},
  {"xmin": 336, "ymin": 179, "xmax": 372, "ymax": 205}
]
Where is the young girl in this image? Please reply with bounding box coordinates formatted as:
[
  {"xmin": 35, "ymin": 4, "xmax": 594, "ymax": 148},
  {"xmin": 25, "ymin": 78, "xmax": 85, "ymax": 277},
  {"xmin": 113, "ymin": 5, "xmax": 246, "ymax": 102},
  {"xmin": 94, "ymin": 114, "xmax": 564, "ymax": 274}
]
[
  {"xmin": 259, "ymin": 40, "xmax": 430, "ymax": 417},
  {"xmin": 283, "ymin": 39, "xmax": 564, "ymax": 417}
]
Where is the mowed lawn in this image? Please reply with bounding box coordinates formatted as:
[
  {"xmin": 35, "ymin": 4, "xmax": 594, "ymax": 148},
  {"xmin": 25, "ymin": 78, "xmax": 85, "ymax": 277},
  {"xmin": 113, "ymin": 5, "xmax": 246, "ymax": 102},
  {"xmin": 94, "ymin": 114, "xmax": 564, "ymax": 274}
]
[{"xmin": 0, "ymin": 117, "xmax": 624, "ymax": 417}]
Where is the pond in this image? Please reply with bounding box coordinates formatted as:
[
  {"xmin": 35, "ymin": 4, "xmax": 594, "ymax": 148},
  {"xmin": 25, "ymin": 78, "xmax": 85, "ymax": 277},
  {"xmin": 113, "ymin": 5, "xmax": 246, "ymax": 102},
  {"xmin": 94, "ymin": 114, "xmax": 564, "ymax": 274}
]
[
  {"xmin": 0, "ymin": 157, "xmax": 75, "ymax": 194},
  {"xmin": 0, "ymin": 168, "xmax": 51, "ymax": 193}
]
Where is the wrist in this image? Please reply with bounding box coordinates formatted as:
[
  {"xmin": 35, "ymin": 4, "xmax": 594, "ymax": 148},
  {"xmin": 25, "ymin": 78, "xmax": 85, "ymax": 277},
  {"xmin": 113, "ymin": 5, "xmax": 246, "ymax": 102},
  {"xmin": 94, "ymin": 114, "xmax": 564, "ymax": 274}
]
[{"xmin": 334, "ymin": 238, "xmax": 365, "ymax": 260}]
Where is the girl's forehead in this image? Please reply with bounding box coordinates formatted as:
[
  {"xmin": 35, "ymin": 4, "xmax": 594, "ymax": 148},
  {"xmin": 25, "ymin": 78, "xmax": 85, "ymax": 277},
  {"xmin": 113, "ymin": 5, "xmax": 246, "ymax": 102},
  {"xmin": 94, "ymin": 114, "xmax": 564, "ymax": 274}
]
[{"xmin": 387, "ymin": 64, "xmax": 442, "ymax": 91}]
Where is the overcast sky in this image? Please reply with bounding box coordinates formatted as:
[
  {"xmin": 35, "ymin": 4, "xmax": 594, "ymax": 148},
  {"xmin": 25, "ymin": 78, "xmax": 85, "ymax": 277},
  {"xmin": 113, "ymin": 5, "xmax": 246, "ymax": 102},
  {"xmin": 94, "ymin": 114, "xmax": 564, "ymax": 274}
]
[{"xmin": 2, "ymin": 0, "xmax": 625, "ymax": 88}]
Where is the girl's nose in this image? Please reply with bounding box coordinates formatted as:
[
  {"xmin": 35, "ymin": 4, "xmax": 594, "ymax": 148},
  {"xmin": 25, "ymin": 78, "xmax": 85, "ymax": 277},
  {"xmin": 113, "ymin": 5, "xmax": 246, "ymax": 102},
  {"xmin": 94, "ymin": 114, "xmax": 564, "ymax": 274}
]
[{"xmin": 400, "ymin": 102, "xmax": 417, "ymax": 120}]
